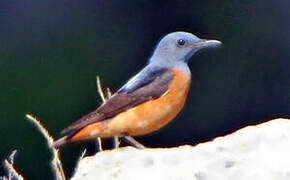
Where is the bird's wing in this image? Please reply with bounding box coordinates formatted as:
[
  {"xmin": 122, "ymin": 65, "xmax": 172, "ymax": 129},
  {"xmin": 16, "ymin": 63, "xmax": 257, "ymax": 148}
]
[{"xmin": 60, "ymin": 67, "xmax": 174, "ymax": 135}]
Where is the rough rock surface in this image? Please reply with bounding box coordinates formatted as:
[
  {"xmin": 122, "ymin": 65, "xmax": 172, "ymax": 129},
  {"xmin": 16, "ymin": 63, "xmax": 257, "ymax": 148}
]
[{"xmin": 72, "ymin": 118, "xmax": 290, "ymax": 180}]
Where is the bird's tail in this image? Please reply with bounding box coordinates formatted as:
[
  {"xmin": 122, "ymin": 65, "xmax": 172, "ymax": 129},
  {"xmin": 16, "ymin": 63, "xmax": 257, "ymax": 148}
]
[{"xmin": 50, "ymin": 136, "xmax": 69, "ymax": 148}]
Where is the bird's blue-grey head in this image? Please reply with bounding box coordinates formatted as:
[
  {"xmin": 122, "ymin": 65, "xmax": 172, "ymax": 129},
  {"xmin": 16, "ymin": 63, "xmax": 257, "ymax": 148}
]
[{"xmin": 150, "ymin": 32, "xmax": 221, "ymax": 65}]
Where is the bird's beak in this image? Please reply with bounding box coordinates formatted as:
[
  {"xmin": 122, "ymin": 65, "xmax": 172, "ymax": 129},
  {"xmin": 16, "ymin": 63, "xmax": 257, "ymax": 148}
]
[
  {"xmin": 191, "ymin": 39, "xmax": 222, "ymax": 49},
  {"xmin": 184, "ymin": 38, "xmax": 222, "ymax": 62}
]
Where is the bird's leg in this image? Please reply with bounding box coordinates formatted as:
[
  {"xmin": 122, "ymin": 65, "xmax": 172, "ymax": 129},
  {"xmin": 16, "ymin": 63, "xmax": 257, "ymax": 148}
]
[
  {"xmin": 96, "ymin": 138, "xmax": 103, "ymax": 151},
  {"xmin": 123, "ymin": 136, "xmax": 146, "ymax": 149},
  {"xmin": 114, "ymin": 136, "xmax": 120, "ymax": 148}
]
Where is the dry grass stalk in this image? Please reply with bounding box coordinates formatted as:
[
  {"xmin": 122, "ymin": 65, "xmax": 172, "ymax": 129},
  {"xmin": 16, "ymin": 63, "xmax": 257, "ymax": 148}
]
[
  {"xmin": 3, "ymin": 150, "xmax": 24, "ymax": 180},
  {"xmin": 8, "ymin": 150, "xmax": 17, "ymax": 180},
  {"xmin": 4, "ymin": 160, "xmax": 24, "ymax": 180},
  {"xmin": 106, "ymin": 88, "xmax": 120, "ymax": 148},
  {"xmin": 97, "ymin": 77, "xmax": 120, "ymax": 149},
  {"xmin": 25, "ymin": 114, "xmax": 66, "ymax": 180},
  {"xmin": 96, "ymin": 76, "xmax": 107, "ymax": 102},
  {"xmin": 73, "ymin": 149, "xmax": 87, "ymax": 174},
  {"xmin": 96, "ymin": 76, "xmax": 105, "ymax": 151}
]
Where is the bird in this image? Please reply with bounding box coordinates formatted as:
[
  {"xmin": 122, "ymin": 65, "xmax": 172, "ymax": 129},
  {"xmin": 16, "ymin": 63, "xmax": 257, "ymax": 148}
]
[{"xmin": 51, "ymin": 31, "xmax": 221, "ymax": 147}]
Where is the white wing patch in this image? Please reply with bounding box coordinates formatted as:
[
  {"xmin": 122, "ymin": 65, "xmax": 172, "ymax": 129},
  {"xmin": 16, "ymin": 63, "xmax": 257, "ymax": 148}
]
[{"xmin": 122, "ymin": 73, "xmax": 141, "ymax": 91}]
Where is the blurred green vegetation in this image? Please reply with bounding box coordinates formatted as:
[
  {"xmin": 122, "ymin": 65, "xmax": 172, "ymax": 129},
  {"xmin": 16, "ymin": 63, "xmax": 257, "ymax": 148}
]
[{"xmin": 0, "ymin": 0, "xmax": 289, "ymax": 179}]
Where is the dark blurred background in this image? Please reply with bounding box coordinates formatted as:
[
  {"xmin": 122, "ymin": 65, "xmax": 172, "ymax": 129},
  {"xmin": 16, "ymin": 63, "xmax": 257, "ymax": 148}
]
[{"xmin": 0, "ymin": 0, "xmax": 289, "ymax": 179}]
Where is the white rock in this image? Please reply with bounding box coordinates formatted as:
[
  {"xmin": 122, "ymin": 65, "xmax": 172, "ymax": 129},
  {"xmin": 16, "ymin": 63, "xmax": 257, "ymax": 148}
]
[{"xmin": 72, "ymin": 118, "xmax": 290, "ymax": 180}]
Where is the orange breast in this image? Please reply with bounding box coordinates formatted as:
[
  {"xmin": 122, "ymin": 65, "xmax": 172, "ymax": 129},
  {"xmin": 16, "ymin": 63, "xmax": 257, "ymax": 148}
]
[{"xmin": 71, "ymin": 68, "xmax": 191, "ymax": 140}]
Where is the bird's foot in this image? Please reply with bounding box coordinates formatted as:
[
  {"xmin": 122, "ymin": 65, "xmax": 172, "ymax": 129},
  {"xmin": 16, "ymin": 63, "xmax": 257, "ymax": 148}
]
[{"xmin": 123, "ymin": 136, "xmax": 146, "ymax": 149}]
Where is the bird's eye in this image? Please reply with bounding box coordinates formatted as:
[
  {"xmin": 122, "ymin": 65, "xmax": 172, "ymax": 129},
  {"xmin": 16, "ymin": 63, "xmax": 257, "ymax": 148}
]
[{"xmin": 177, "ymin": 39, "xmax": 186, "ymax": 46}]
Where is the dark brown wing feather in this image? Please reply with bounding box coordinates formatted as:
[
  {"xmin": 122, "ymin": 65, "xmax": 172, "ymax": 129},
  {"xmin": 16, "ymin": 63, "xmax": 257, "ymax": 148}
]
[{"xmin": 60, "ymin": 68, "xmax": 174, "ymax": 135}]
